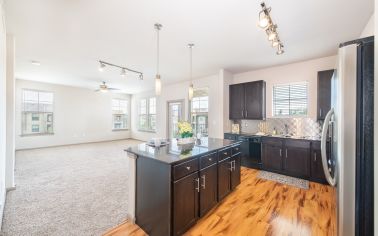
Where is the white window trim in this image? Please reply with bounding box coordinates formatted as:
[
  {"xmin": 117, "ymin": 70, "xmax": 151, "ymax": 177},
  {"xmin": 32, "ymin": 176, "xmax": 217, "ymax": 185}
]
[
  {"xmin": 112, "ymin": 98, "xmax": 129, "ymax": 131},
  {"xmin": 272, "ymin": 81, "xmax": 309, "ymax": 118},
  {"xmin": 190, "ymin": 87, "xmax": 209, "ymax": 137},
  {"xmin": 138, "ymin": 97, "xmax": 157, "ymax": 133},
  {"xmin": 21, "ymin": 88, "xmax": 55, "ymax": 137}
]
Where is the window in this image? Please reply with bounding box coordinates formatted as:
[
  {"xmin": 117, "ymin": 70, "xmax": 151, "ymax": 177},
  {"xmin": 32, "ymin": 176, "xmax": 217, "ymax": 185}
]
[
  {"xmin": 112, "ymin": 99, "xmax": 128, "ymax": 130},
  {"xmin": 22, "ymin": 89, "xmax": 54, "ymax": 135},
  {"xmin": 138, "ymin": 97, "xmax": 156, "ymax": 132},
  {"xmin": 273, "ymin": 82, "xmax": 308, "ymax": 117},
  {"xmin": 191, "ymin": 88, "xmax": 209, "ymax": 137}
]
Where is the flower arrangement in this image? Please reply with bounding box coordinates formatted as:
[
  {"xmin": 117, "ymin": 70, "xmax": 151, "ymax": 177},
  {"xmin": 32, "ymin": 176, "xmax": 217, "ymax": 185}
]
[{"xmin": 177, "ymin": 121, "xmax": 193, "ymax": 138}]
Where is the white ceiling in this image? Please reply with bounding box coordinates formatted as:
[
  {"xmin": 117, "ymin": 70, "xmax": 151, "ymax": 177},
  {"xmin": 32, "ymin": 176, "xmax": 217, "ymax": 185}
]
[{"xmin": 5, "ymin": 0, "xmax": 373, "ymax": 94}]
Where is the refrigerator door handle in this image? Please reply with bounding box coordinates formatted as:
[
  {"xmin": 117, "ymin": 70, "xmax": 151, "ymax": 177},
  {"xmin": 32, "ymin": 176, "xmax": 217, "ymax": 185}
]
[{"xmin": 321, "ymin": 108, "xmax": 337, "ymax": 186}]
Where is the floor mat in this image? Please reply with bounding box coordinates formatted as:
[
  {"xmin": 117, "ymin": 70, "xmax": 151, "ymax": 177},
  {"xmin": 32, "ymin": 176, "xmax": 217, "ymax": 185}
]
[{"xmin": 257, "ymin": 170, "xmax": 309, "ymax": 189}]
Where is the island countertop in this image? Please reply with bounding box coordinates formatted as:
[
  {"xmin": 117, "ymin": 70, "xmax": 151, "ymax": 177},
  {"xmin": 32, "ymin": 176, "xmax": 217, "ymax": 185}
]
[{"xmin": 125, "ymin": 137, "xmax": 241, "ymax": 165}]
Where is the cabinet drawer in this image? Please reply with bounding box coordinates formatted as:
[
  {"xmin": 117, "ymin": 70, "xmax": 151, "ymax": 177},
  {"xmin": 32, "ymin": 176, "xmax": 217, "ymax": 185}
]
[
  {"xmin": 262, "ymin": 137, "xmax": 283, "ymax": 147},
  {"xmin": 218, "ymin": 148, "xmax": 232, "ymax": 162},
  {"xmin": 173, "ymin": 159, "xmax": 199, "ymax": 180},
  {"xmin": 232, "ymin": 145, "xmax": 241, "ymax": 155},
  {"xmin": 285, "ymin": 139, "xmax": 310, "ymax": 149},
  {"xmin": 200, "ymin": 152, "xmax": 217, "ymax": 169}
]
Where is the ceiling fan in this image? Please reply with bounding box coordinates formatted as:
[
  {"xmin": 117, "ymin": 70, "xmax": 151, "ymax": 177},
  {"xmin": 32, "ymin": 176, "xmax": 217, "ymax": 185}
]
[{"xmin": 95, "ymin": 81, "xmax": 119, "ymax": 93}]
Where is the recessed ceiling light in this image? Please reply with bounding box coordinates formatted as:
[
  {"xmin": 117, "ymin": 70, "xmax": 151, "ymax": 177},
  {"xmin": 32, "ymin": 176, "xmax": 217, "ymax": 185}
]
[{"xmin": 31, "ymin": 60, "xmax": 41, "ymax": 66}]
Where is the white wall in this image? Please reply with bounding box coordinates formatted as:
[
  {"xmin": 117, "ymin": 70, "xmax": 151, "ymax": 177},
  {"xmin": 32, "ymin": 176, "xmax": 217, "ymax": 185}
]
[
  {"xmin": 0, "ymin": 0, "xmax": 6, "ymax": 227},
  {"xmin": 233, "ymin": 56, "xmax": 337, "ymax": 120},
  {"xmin": 5, "ymin": 35, "xmax": 15, "ymax": 189},
  {"xmin": 131, "ymin": 70, "xmax": 230, "ymax": 141},
  {"xmin": 360, "ymin": 13, "xmax": 375, "ymax": 37},
  {"xmin": 15, "ymin": 80, "xmax": 131, "ymax": 150}
]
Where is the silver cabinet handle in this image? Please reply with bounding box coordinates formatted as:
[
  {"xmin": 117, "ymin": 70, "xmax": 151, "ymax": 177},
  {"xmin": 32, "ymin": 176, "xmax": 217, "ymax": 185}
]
[
  {"xmin": 201, "ymin": 175, "xmax": 206, "ymax": 189},
  {"xmin": 285, "ymin": 149, "xmax": 288, "ymax": 158},
  {"xmin": 233, "ymin": 160, "xmax": 236, "ymax": 171},
  {"xmin": 195, "ymin": 178, "xmax": 200, "ymax": 192},
  {"xmin": 229, "ymin": 161, "xmax": 233, "ymax": 171},
  {"xmin": 209, "ymin": 158, "xmax": 212, "ymax": 161},
  {"xmin": 320, "ymin": 109, "xmax": 322, "ymax": 117},
  {"xmin": 242, "ymin": 110, "xmax": 244, "ymax": 117},
  {"xmin": 279, "ymin": 149, "xmax": 282, "ymax": 157},
  {"xmin": 314, "ymin": 152, "xmax": 317, "ymax": 162},
  {"xmin": 186, "ymin": 166, "xmax": 191, "ymax": 170},
  {"xmin": 224, "ymin": 152, "xmax": 228, "ymax": 155}
]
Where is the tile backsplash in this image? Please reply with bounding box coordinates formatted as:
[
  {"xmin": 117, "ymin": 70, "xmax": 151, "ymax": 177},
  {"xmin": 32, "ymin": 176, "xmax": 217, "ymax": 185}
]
[{"xmin": 236, "ymin": 118, "xmax": 323, "ymax": 138}]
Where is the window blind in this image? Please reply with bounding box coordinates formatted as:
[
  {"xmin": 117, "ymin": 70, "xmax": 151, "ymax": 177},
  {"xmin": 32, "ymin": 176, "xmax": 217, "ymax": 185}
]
[{"xmin": 273, "ymin": 83, "xmax": 308, "ymax": 117}]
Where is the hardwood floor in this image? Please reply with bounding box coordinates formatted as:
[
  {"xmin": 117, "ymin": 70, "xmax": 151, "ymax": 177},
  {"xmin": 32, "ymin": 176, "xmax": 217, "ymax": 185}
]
[{"xmin": 103, "ymin": 167, "xmax": 336, "ymax": 236}]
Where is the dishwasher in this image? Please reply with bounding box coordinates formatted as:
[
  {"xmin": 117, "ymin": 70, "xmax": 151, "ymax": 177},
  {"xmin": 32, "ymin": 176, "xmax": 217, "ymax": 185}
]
[{"xmin": 238, "ymin": 136, "xmax": 262, "ymax": 169}]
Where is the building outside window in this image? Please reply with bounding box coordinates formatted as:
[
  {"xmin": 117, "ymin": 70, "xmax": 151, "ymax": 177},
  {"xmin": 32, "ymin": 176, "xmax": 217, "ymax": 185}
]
[
  {"xmin": 22, "ymin": 89, "xmax": 54, "ymax": 135},
  {"xmin": 112, "ymin": 99, "xmax": 128, "ymax": 130},
  {"xmin": 273, "ymin": 82, "xmax": 308, "ymax": 117},
  {"xmin": 139, "ymin": 97, "xmax": 156, "ymax": 132},
  {"xmin": 191, "ymin": 88, "xmax": 209, "ymax": 137}
]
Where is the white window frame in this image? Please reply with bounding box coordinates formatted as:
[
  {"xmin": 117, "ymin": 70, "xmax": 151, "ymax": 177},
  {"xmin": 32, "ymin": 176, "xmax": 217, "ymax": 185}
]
[
  {"xmin": 272, "ymin": 82, "xmax": 309, "ymax": 118},
  {"xmin": 112, "ymin": 98, "xmax": 129, "ymax": 131},
  {"xmin": 21, "ymin": 89, "xmax": 54, "ymax": 136},
  {"xmin": 190, "ymin": 87, "xmax": 209, "ymax": 137},
  {"xmin": 138, "ymin": 97, "xmax": 157, "ymax": 132}
]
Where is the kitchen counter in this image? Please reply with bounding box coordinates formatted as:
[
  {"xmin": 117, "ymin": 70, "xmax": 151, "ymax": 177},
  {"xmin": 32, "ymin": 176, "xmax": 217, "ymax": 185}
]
[
  {"xmin": 224, "ymin": 132, "xmax": 321, "ymax": 141},
  {"xmin": 125, "ymin": 137, "xmax": 241, "ymax": 164}
]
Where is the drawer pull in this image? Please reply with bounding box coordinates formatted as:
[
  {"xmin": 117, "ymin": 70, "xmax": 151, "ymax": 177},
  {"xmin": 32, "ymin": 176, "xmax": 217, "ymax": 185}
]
[
  {"xmin": 223, "ymin": 152, "xmax": 228, "ymax": 155},
  {"xmin": 195, "ymin": 178, "xmax": 200, "ymax": 192},
  {"xmin": 208, "ymin": 158, "xmax": 212, "ymax": 161},
  {"xmin": 186, "ymin": 166, "xmax": 191, "ymax": 170},
  {"xmin": 201, "ymin": 175, "xmax": 206, "ymax": 189},
  {"xmin": 235, "ymin": 148, "xmax": 239, "ymax": 151}
]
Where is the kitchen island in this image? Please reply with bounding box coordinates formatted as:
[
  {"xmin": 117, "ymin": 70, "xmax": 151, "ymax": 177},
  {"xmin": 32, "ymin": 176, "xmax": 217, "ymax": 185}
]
[{"xmin": 125, "ymin": 138, "xmax": 241, "ymax": 236}]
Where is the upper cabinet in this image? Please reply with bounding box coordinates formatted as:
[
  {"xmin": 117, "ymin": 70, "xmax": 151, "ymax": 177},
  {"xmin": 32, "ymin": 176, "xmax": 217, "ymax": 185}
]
[
  {"xmin": 229, "ymin": 80, "xmax": 266, "ymax": 120},
  {"xmin": 317, "ymin": 69, "xmax": 335, "ymax": 120}
]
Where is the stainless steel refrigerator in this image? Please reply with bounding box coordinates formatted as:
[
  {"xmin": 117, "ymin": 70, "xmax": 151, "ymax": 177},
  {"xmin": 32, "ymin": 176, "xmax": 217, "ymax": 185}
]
[{"xmin": 321, "ymin": 36, "xmax": 374, "ymax": 236}]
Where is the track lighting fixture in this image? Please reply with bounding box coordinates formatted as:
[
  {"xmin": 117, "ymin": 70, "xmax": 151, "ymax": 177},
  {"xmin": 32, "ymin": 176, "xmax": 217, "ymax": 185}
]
[
  {"xmin": 97, "ymin": 60, "xmax": 143, "ymax": 80},
  {"xmin": 258, "ymin": 2, "xmax": 285, "ymax": 55}
]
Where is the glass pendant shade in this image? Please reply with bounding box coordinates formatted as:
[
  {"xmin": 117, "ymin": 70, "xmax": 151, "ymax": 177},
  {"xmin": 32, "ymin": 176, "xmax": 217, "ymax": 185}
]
[
  {"xmin": 188, "ymin": 83, "xmax": 194, "ymax": 100},
  {"xmin": 155, "ymin": 74, "xmax": 162, "ymax": 95}
]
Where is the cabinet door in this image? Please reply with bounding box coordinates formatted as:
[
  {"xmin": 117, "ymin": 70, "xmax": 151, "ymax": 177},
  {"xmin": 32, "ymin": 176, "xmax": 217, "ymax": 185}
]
[
  {"xmin": 229, "ymin": 84, "xmax": 245, "ymax": 119},
  {"xmin": 230, "ymin": 154, "xmax": 241, "ymax": 190},
  {"xmin": 283, "ymin": 146, "xmax": 310, "ymax": 178},
  {"xmin": 218, "ymin": 158, "xmax": 231, "ymax": 201},
  {"xmin": 173, "ymin": 171, "xmax": 199, "ymax": 236},
  {"xmin": 199, "ymin": 165, "xmax": 218, "ymax": 217},
  {"xmin": 317, "ymin": 69, "xmax": 334, "ymax": 120},
  {"xmin": 262, "ymin": 143, "xmax": 283, "ymax": 172},
  {"xmin": 244, "ymin": 81, "xmax": 266, "ymax": 120},
  {"xmin": 310, "ymin": 148, "xmax": 327, "ymax": 183}
]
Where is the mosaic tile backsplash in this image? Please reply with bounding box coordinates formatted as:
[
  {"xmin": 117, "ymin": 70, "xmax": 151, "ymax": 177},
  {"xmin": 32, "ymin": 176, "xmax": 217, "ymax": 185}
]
[{"xmin": 236, "ymin": 118, "xmax": 323, "ymax": 139}]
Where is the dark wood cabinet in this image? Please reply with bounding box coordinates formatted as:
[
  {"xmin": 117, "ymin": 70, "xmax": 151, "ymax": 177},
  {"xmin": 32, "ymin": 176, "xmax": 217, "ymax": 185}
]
[
  {"xmin": 310, "ymin": 141, "xmax": 327, "ymax": 183},
  {"xmin": 230, "ymin": 153, "xmax": 241, "ymax": 189},
  {"xmin": 229, "ymin": 83, "xmax": 245, "ymax": 120},
  {"xmin": 244, "ymin": 81, "xmax": 266, "ymax": 119},
  {"xmin": 199, "ymin": 164, "xmax": 218, "ymax": 217},
  {"xmin": 218, "ymin": 157, "xmax": 231, "ymax": 201},
  {"xmin": 261, "ymin": 138, "xmax": 283, "ymax": 172},
  {"xmin": 229, "ymin": 81, "xmax": 266, "ymax": 120},
  {"xmin": 173, "ymin": 171, "xmax": 199, "ymax": 236},
  {"xmin": 317, "ymin": 69, "xmax": 334, "ymax": 120},
  {"xmin": 283, "ymin": 140, "xmax": 310, "ymax": 178}
]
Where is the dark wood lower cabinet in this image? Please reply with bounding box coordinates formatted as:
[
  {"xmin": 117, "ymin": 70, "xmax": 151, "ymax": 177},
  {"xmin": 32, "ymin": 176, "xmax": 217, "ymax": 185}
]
[
  {"xmin": 230, "ymin": 154, "xmax": 241, "ymax": 189},
  {"xmin": 218, "ymin": 158, "xmax": 231, "ymax": 201},
  {"xmin": 262, "ymin": 143, "xmax": 282, "ymax": 172},
  {"xmin": 199, "ymin": 164, "xmax": 218, "ymax": 217},
  {"xmin": 173, "ymin": 171, "xmax": 199, "ymax": 236},
  {"xmin": 261, "ymin": 138, "xmax": 328, "ymax": 184}
]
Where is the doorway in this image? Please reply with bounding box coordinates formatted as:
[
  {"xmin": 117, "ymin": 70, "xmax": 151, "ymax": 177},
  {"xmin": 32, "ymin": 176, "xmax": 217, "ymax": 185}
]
[{"xmin": 167, "ymin": 100, "xmax": 184, "ymax": 139}]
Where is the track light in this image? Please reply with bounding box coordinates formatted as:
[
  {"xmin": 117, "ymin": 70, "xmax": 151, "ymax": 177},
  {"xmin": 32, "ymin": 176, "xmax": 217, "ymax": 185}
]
[
  {"xmin": 98, "ymin": 62, "xmax": 106, "ymax": 72},
  {"xmin": 276, "ymin": 44, "xmax": 284, "ymax": 55},
  {"xmin": 258, "ymin": 2, "xmax": 285, "ymax": 55},
  {"xmin": 120, "ymin": 68, "xmax": 126, "ymax": 77}
]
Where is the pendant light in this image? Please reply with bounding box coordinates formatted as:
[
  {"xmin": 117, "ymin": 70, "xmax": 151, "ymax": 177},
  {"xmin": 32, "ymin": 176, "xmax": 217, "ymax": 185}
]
[
  {"xmin": 188, "ymin": 43, "xmax": 194, "ymax": 101},
  {"xmin": 154, "ymin": 23, "xmax": 162, "ymax": 96}
]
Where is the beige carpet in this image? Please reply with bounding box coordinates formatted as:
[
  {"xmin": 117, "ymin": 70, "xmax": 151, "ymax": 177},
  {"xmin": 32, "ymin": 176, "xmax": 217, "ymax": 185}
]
[{"xmin": 1, "ymin": 139, "xmax": 142, "ymax": 236}]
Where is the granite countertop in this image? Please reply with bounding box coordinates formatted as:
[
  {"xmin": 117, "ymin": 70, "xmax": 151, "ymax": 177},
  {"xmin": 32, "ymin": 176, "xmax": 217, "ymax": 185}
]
[
  {"xmin": 224, "ymin": 132, "xmax": 321, "ymax": 141},
  {"xmin": 125, "ymin": 137, "xmax": 241, "ymax": 165}
]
